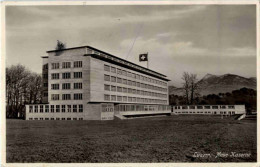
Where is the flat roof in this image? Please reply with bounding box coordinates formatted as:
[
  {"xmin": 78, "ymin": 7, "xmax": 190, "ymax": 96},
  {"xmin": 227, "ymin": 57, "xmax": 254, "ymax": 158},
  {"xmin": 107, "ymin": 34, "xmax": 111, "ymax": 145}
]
[{"xmin": 46, "ymin": 45, "xmax": 170, "ymax": 81}]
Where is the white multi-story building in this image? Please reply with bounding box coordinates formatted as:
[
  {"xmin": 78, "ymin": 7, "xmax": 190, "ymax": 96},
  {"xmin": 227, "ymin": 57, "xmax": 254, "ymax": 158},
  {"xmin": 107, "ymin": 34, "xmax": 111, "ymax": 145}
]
[{"xmin": 25, "ymin": 46, "xmax": 171, "ymax": 120}]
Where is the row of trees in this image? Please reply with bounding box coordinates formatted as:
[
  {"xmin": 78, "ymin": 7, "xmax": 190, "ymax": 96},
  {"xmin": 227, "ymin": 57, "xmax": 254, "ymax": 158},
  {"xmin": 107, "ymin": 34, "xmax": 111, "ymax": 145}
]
[{"xmin": 6, "ymin": 64, "xmax": 43, "ymax": 118}]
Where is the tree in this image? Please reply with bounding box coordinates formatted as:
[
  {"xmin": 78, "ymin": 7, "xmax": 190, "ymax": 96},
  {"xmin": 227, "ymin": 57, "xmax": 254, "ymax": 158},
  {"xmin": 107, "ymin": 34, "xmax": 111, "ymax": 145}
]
[
  {"xmin": 189, "ymin": 73, "xmax": 200, "ymax": 104},
  {"xmin": 55, "ymin": 40, "xmax": 66, "ymax": 50},
  {"xmin": 6, "ymin": 64, "xmax": 43, "ymax": 119},
  {"xmin": 181, "ymin": 72, "xmax": 200, "ymax": 104},
  {"xmin": 55, "ymin": 40, "xmax": 66, "ymax": 56},
  {"xmin": 182, "ymin": 72, "xmax": 190, "ymax": 104}
]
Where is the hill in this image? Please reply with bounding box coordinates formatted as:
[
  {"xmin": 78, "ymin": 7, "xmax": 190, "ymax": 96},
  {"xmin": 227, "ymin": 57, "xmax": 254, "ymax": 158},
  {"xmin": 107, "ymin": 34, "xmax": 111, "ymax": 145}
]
[{"xmin": 169, "ymin": 73, "xmax": 256, "ymax": 96}]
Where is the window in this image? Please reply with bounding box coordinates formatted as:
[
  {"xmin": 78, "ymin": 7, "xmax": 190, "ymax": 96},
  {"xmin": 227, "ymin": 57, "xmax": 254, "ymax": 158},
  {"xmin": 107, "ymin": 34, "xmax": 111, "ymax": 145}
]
[
  {"xmin": 204, "ymin": 106, "xmax": 211, "ymax": 109},
  {"xmin": 123, "ymin": 87, "xmax": 127, "ymax": 93},
  {"xmin": 67, "ymin": 105, "xmax": 71, "ymax": 112},
  {"xmin": 127, "ymin": 80, "xmax": 132, "ymax": 86},
  {"xmin": 111, "ymin": 76, "xmax": 116, "ymax": 82},
  {"xmin": 117, "ymin": 77, "xmax": 122, "ymax": 83},
  {"xmin": 62, "ymin": 83, "xmax": 71, "ymax": 89},
  {"xmin": 136, "ymin": 82, "xmax": 140, "ymax": 87},
  {"xmin": 117, "ymin": 96, "xmax": 122, "ymax": 101},
  {"xmin": 197, "ymin": 106, "xmax": 203, "ymax": 109},
  {"xmin": 132, "ymin": 81, "xmax": 136, "ymax": 86},
  {"xmin": 51, "ymin": 94, "xmax": 59, "ymax": 100},
  {"xmin": 79, "ymin": 105, "xmax": 83, "ymax": 112},
  {"xmin": 51, "ymin": 105, "xmax": 54, "ymax": 112},
  {"xmin": 127, "ymin": 72, "xmax": 132, "ymax": 77},
  {"xmin": 104, "ymin": 65, "xmax": 110, "ymax": 72},
  {"xmin": 117, "ymin": 87, "xmax": 122, "ymax": 92},
  {"xmin": 212, "ymin": 106, "xmax": 218, "ymax": 109},
  {"xmin": 43, "ymin": 74, "xmax": 48, "ymax": 79},
  {"xmin": 62, "ymin": 105, "xmax": 66, "ymax": 112},
  {"xmin": 132, "ymin": 97, "xmax": 136, "ymax": 102},
  {"xmin": 228, "ymin": 105, "xmax": 235, "ymax": 109},
  {"xmin": 122, "ymin": 79, "xmax": 127, "ymax": 85},
  {"xmin": 67, "ymin": 118, "xmax": 72, "ymax": 120},
  {"xmin": 123, "ymin": 96, "xmax": 127, "ymax": 102},
  {"xmin": 104, "ymin": 84, "xmax": 110, "ymax": 91},
  {"xmin": 56, "ymin": 105, "xmax": 60, "ymax": 112},
  {"xmin": 111, "ymin": 86, "xmax": 116, "ymax": 91},
  {"xmin": 51, "ymin": 84, "xmax": 59, "ymax": 90},
  {"xmin": 62, "ymin": 72, "xmax": 71, "ymax": 79},
  {"xmin": 128, "ymin": 88, "xmax": 132, "ymax": 93},
  {"xmin": 104, "ymin": 94, "xmax": 110, "ymax": 101},
  {"xmin": 45, "ymin": 105, "xmax": 49, "ymax": 112},
  {"xmin": 51, "ymin": 63, "xmax": 59, "ymax": 69},
  {"xmin": 74, "ymin": 61, "xmax": 82, "ymax": 68},
  {"xmin": 104, "ymin": 75, "xmax": 110, "ymax": 81},
  {"xmin": 34, "ymin": 106, "xmax": 38, "ymax": 113},
  {"xmin": 43, "ymin": 83, "xmax": 48, "ymax": 87},
  {"xmin": 111, "ymin": 67, "xmax": 116, "ymax": 73},
  {"xmin": 40, "ymin": 105, "xmax": 43, "ymax": 112},
  {"xmin": 74, "ymin": 72, "xmax": 82, "ymax": 78},
  {"xmin": 132, "ymin": 89, "xmax": 136, "ymax": 94},
  {"xmin": 73, "ymin": 105, "xmax": 77, "ymax": 112},
  {"xmin": 51, "ymin": 73, "xmax": 59, "ymax": 79},
  {"xmin": 62, "ymin": 94, "xmax": 71, "ymax": 100},
  {"xmin": 111, "ymin": 95, "xmax": 116, "ymax": 101},
  {"xmin": 220, "ymin": 106, "xmax": 226, "ymax": 109},
  {"xmin": 189, "ymin": 106, "xmax": 195, "ymax": 109},
  {"xmin": 128, "ymin": 97, "xmax": 132, "ymax": 102},
  {"xmin": 117, "ymin": 69, "xmax": 122, "ymax": 75},
  {"xmin": 74, "ymin": 83, "xmax": 82, "ymax": 89},
  {"xmin": 122, "ymin": 70, "xmax": 127, "ymax": 76},
  {"xmin": 74, "ymin": 93, "xmax": 83, "ymax": 100},
  {"xmin": 62, "ymin": 62, "xmax": 71, "ymax": 68},
  {"xmin": 43, "ymin": 64, "xmax": 48, "ymax": 70}
]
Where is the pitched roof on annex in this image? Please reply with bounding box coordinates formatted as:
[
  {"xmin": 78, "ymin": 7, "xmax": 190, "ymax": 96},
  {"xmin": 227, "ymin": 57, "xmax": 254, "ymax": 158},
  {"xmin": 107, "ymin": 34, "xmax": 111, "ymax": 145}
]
[{"xmin": 46, "ymin": 46, "xmax": 170, "ymax": 82}]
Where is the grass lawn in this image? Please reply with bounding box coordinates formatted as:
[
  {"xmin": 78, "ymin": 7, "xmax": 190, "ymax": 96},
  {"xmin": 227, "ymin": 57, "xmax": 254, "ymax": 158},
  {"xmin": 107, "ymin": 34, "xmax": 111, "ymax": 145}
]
[{"xmin": 6, "ymin": 115, "xmax": 256, "ymax": 162}]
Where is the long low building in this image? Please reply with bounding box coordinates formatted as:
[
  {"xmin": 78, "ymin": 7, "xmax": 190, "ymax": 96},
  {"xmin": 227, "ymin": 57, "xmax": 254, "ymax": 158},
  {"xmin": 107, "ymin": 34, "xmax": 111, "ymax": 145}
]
[
  {"xmin": 25, "ymin": 46, "xmax": 171, "ymax": 120},
  {"xmin": 172, "ymin": 105, "xmax": 246, "ymax": 115}
]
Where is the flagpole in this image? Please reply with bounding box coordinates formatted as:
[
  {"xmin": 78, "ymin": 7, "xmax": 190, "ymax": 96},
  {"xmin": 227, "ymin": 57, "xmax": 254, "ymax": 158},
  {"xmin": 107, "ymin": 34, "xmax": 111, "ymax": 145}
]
[{"xmin": 147, "ymin": 52, "xmax": 149, "ymax": 69}]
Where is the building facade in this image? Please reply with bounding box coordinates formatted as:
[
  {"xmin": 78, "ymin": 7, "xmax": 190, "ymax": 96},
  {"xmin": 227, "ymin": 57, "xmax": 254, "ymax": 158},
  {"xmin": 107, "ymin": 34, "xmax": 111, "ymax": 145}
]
[
  {"xmin": 25, "ymin": 46, "xmax": 171, "ymax": 120},
  {"xmin": 172, "ymin": 105, "xmax": 246, "ymax": 115}
]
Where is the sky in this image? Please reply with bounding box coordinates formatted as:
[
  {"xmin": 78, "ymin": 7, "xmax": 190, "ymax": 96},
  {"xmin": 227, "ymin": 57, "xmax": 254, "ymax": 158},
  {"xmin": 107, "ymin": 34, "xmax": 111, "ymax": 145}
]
[{"xmin": 6, "ymin": 5, "xmax": 256, "ymax": 87}]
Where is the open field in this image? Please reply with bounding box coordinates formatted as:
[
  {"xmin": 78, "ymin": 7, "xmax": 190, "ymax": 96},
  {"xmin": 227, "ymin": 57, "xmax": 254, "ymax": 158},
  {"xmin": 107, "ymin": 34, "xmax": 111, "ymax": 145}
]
[{"xmin": 6, "ymin": 115, "xmax": 256, "ymax": 162}]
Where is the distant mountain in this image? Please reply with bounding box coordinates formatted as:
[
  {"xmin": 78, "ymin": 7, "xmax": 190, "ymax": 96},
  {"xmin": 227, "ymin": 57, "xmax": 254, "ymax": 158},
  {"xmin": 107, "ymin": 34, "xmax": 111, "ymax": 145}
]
[{"xmin": 169, "ymin": 73, "xmax": 256, "ymax": 96}]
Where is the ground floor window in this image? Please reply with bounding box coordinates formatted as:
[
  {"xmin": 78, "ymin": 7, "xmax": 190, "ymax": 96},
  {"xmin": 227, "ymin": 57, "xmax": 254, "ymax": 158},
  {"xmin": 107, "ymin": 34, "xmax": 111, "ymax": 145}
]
[
  {"xmin": 73, "ymin": 105, "xmax": 77, "ymax": 112},
  {"xmin": 29, "ymin": 106, "xmax": 33, "ymax": 113},
  {"xmin": 67, "ymin": 105, "xmax": 71, "ymax": 112},
  {"xmin": 51, "ymin": 105, "xmax": 54, "ymax": 112},
  {"xmin": 62, "ymin": 105, "xmax": 66, "ymax": 112},
  {"xmin": 79, "ymin": 105, "xmax": 83, "ymax": 112},
  {"xmin": 45, "ymin": 105, "xmax": 49, "ymax": 112},
  {"xmin": 56, "ymin": 105, "xmax": 60, "ymax": 112}
]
